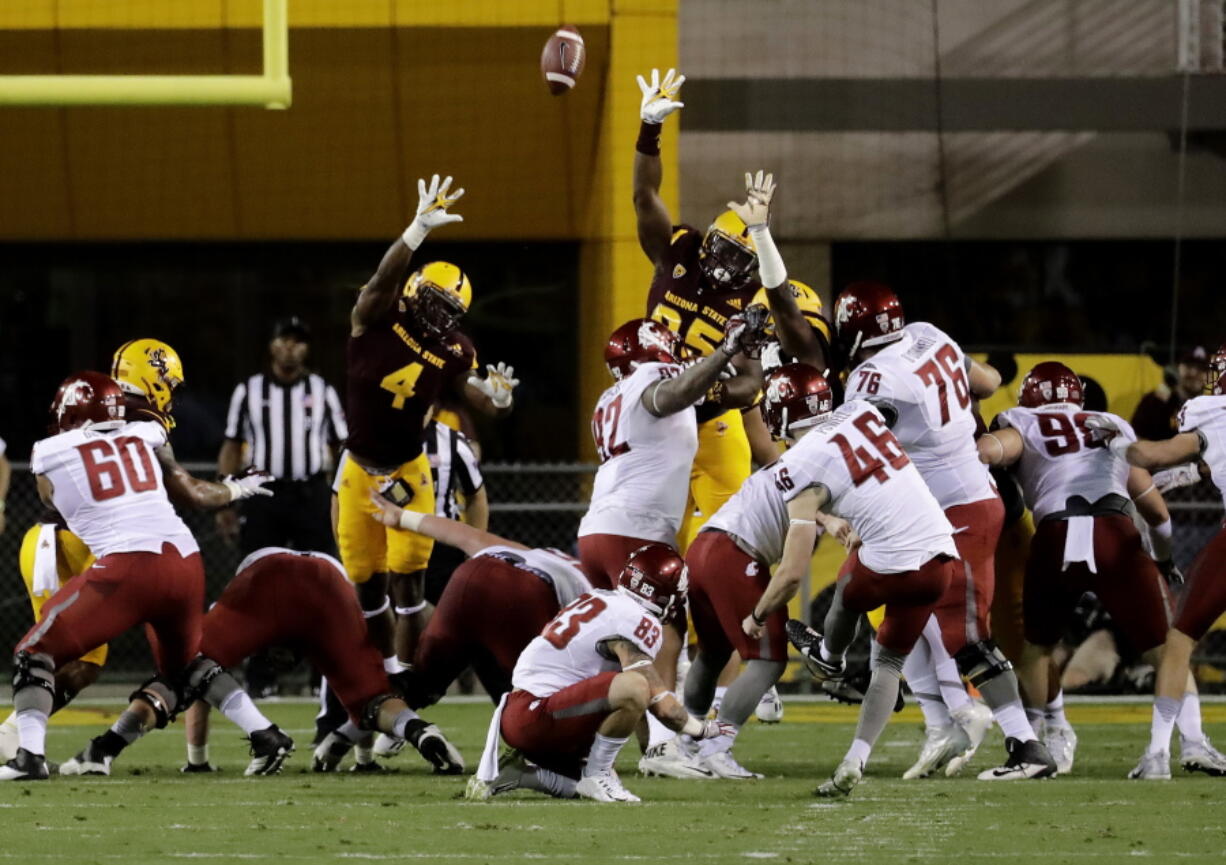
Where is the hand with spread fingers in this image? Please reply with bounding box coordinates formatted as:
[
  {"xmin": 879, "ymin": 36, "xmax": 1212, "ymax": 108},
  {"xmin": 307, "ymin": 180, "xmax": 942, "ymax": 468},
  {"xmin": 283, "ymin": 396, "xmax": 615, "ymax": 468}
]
[
  {"xmin": 472, "ymin": 362, "xmax": 519, "ymax": 409},
  {"xmin": 403, "ymin": 174, "xmax": 465, "ymax": 250},
  {"xmin": 727, "ymin": 170, "xmax": 776, "ymax": 228},
  {"xmin": 637, "ymin": 67, "xmax": 686, "ymax": 124}
]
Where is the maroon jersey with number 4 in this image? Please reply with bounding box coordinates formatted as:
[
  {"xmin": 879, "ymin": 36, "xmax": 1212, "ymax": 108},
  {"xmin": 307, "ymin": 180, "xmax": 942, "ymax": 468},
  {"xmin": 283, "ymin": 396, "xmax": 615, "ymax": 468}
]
[{"xmin": 346, "ymin": 311, "xmax": 476, "ymax": 466}]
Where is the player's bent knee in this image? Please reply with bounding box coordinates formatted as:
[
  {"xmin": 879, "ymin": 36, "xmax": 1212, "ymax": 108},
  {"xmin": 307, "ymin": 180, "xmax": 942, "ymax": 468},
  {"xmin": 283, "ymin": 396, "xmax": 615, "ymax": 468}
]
[
  {"xmin": 184, "ymin": 655, "xmax": 238, "ymax": 708},
  {"xmin": 611, "ymin": 671, "xmax": 651, "ymax": 713},
  {"xmin": 953, "ymin": 639, "xmax": 1013, "ymax": 689},
  {"xmin": 130, "ymin": 677, "xmax": 180, "ymax": 729},
  {"xmin": 12, "ymin": 651, "xmax": 56, "ymax": 713},
  {"xmin": 359, "ymin": 693, "xmax": 398, "ymax": 731}
]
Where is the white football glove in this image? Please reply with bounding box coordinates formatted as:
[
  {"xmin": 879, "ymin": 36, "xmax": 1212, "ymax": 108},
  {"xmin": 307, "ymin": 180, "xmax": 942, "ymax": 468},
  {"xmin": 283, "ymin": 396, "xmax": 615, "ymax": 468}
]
[
  {"xmin": 402, "ymin": 174, "xmax": 465, "ymax": 250},
  {"xmin": 222, "ymin": 471, "xmax": 275, "ymax": 502},
  {"xmin": 727, "ymin": 170, "xmax": 776, "ymax": 228},
  {"xmin": 697, "ymin": 719, "xmax": 738, "ymax": 740},
  {"xmin": 637, "ymin": 68, "xmax": 685, "ymax": 124},
  {"xmin": 1082, "ymin": 415, "xmax": 1131, "ymax": 459},
  {"xmin": 1153, "ymin": 463, "xmax": 1201, "ymax": 493},
  {"xmin": 471, "ymin": 362, "xmax": 518, "ymax": 409}
]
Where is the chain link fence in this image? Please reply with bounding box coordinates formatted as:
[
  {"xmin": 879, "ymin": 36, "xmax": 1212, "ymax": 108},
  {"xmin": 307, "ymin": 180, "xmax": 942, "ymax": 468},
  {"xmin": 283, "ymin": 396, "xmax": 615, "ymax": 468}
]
[{"xmin": 1, "ymin": 461, "xmax": 1223, "ymax": 684}]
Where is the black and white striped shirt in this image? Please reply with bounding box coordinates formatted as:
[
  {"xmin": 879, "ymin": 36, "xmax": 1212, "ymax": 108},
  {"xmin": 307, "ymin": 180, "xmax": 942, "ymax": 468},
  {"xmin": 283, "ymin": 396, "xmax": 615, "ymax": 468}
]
[
  {"xmin": 425, "ymin": 421, "xmax": 483, "ymax": 520},
  {"xmin": 224, "ymin": 373, "xmax": 348, "ymax": 481}
]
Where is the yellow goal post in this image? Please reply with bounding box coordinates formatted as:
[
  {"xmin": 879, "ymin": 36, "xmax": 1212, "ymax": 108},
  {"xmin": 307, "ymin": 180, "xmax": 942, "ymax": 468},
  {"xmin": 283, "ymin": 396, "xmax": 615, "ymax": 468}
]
[{"xmin": 0, "ymin": 0, "xmax": 290, "ymax": 109}]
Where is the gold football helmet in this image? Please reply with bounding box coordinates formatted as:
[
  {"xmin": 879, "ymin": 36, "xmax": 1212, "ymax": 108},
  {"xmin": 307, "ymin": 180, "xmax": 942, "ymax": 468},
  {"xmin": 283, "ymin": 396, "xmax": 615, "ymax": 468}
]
[
  {"xmin": 111, "ymin": 338, "xmax": 184, "ymax": 428},
  {"xmin": 698, "ymin": 210, "xmax": 757, "ymax": 293},
  {"xmin": 403, "ymin": 261, "xmax": 472, "ymax": 338},
  {"xmin": 751, "ymin": 279, "xmax": 831, "ymax": 341}
]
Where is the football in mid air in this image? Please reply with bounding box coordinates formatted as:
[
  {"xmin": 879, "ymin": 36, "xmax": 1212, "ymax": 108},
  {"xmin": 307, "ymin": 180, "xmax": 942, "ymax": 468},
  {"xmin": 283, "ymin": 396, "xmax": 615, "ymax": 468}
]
[{"xmin": 541, "ymin": 25, "xmax": 585, "ymax": 95}]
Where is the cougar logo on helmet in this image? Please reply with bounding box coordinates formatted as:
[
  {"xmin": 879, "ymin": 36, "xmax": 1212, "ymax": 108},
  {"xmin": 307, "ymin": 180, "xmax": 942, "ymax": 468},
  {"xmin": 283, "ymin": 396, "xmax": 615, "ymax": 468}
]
[
  {"xmin": 637, "ymin": 320, "xmax": 675, "ymax": 355},
  {"xmin": 57, "ymin": 382, "xmax": 91, "ymax": 419}
]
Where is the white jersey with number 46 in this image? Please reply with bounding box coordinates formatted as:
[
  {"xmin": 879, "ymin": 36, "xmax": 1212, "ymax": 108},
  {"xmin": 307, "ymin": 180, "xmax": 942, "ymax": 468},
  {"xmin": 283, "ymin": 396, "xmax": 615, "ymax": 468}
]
[
  {"xmin": 30, "ymin": 420, "xmax": 198, "ymax": 560},
  {"xmin": 512, "ymin": 589, "xmax": 663, "ymax": 698},
  {"xmin": 707, "ymin": 400, "xmax": 957, "ymax": 574},
  {"xmin": 994, "ymin": 405, "xmax": 1134, "ymax": 522},
  {"xmin": 1178, "ymin": 394, "xmax": 1226, "ymax": 500},
  {"xmin": 578, "ymin": 361, "xmax": 699, "ymax": 544},
  {"xmin": 844, "ymin": 321, "xmax": 994, "ymax": 510}
]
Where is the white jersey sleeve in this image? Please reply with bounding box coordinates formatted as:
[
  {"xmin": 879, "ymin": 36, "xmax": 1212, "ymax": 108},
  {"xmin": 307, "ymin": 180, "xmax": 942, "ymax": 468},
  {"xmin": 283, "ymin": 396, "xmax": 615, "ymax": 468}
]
[
  {"xmin": 997, "ymin": 406, "xmax": 1133, "ymax": 522},
  {"xmin": 1177, "ymin": 395, "xmax": 1226, "ymax": 500},
  {"xmin": 30, "ymin": 421, "xmax": 198, "ymax": 560},
  {"xmin": 845, "ymin": 322, "xmax": 994, "ymax": 510},
  {"xmin": 579, "ymin": 362, "xmax": 699, "ymax": 544},
  {"xmin": 511, "ymin": 590, "xmax": 663, "ymax": 698},
  {"xmin": 475, "ymin": 545, "xmax": 594, "ymax": 609}
]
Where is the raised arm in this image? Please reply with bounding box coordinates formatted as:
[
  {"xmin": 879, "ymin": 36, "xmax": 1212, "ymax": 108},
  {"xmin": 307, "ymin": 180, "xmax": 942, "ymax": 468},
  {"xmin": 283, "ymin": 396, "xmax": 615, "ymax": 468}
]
[
  {"xmin": 369, "ymin": 491, "xmax": 524, "ymax": 557},
  {"xmin": 157, "ymin": 443, "xmax": 273, "ymax": 510},
  {"xmin": 978, "ymin": 425, "xmax": 1023, "ymax": 466},
  {"xmin": 633, "ymin": 68, "xmax": 685, "ymax": 265},
  {"xmin": 351, "ymin": 175, "xmax": 465, "ymax": 335}
]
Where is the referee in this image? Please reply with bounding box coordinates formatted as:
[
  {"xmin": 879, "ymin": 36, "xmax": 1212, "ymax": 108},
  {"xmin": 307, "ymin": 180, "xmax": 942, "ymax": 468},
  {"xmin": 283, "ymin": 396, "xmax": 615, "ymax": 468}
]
[{"xmin": 217, "ymin": 316, "xmax": 348, "ymax": 555}]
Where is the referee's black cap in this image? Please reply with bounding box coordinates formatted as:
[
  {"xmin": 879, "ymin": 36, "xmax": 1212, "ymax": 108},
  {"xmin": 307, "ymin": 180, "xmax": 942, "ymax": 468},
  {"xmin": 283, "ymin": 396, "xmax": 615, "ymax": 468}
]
[{"xmin": 272, "ymin": 316, "xmax": 311, "ymax": 343}]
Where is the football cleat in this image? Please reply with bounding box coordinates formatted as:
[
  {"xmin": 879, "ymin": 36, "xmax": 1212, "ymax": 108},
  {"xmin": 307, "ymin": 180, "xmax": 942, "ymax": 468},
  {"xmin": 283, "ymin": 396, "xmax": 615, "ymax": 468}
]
[
  {"xmin": 755, "ymin": 687, "xmax": 784, "ymax": 724},
  {"xmin": 179, "ymin": 762, "xmax": 220, "ymax": 774},
  {"xmin": 350, "ymin": 759, "xmax": 386, "ymax": 774},
  {"xmin": 403, "ymin": 719, "xmax": 464, "ymax": 775},
  {"xmin": 903, "ymin": 724, "xmax": 971, "ymax": 780},
  {"xmin": 1180, "ymin": 737, "xmax": 1226, "ymax": 776},
  {"xmin": 312, "ymin": 731, "xmax": 355, "ymax": 773},
  {"xmin": 1129, "ymin": 749, "xmax": 1171, "ymax": 780},
  {"xmin": 60, "ymin": 738, "xmax": 113, "ymax": 776},
  {"xmin": 0, "ymin": 748, "xmax": 50, "ymax": 781},
  {"xmin": 638, "ymin": 738, "xmax": 715, "ymax": 780},
  {"xmin": 467, "ymin": 750, "xmax": 538, "ymax": 801},
  {"xmin": 576, "ymin": 769, "xmax": 641, "ymax": 803},
  {"xmin": 815, "ymin": 758, "xmax": 863, "ymax": 798},
  {"xmin": 0, "ymin": 715, "xmax": 20, "ymax": 763},
  {"xmin": 1044, "ymin": 723, "xmax": 1078, "ymax": 775},
  {"xmin": 372, "ymin": 733, "xmax": 406, "ymax": 759},
  {"xmin": 785, "ymin": 620, "xmax": 844, "ymax": 682},
  {"xmin": 245, "ymin": 725, "xmax": 294, "ymax": 776},
  {"xmin": 977, "ymin": 737, "xmax": 1057, "ymax": 781},
  {"xmin": 946, "ymin": 702, "xmax": 994, "ymax": 777},
  {"xmin": 701, "ymin": 749, "xmax": 763, "ymax": 780}
]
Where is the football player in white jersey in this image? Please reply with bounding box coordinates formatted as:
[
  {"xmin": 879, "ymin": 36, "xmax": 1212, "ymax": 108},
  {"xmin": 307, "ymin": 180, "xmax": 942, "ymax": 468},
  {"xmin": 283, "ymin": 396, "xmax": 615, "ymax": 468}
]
[
  {"xmin": 2, "ymin": 372, "xmax": 275, "ymax": 781},
  {"xmin": 465, "ymin": 544, "xmax": 733, "ymax": 803},
  {"xmin": 834, "ymin": 282, "xmax": 1055, "ymax": 780},
  {"xmin": 1088, "ymin": 346, "xmax": 1226, "ymax": 779},
  {"xmin": 686, "ymin": 363, "xmax": 956, "ymax": 792},
  {"xmin": 979, "ymin": 361, "xmax": 1212, "ymax": 776}
]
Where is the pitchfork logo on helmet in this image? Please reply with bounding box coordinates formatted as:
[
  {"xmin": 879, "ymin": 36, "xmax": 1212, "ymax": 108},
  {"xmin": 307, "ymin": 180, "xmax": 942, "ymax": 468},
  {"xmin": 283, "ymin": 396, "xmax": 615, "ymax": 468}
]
[
  {"xmin": 762, "ymin": 363, "xmax": 834, "ymax": 441},
  {"xmin": 604, "ymin": 318, "xmax": 682, "ymax": 380},
  {"xmin": 1018, "ymin": 361, "xmax": 1084, "ymax": 408},
  {"xmin": 111, "ymin": 338, "xmax": 184, "ymax": 430},
  {"xmin": 616, "ymin": 542, "xmax": 688, "ymax": 623}
]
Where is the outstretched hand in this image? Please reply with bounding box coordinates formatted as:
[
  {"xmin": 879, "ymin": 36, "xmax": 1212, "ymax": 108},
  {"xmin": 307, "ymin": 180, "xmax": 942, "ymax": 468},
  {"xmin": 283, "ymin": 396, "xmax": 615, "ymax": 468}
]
[{"xmin": 637, "ymin": 68, "xmax": 686, "ymax": 124}]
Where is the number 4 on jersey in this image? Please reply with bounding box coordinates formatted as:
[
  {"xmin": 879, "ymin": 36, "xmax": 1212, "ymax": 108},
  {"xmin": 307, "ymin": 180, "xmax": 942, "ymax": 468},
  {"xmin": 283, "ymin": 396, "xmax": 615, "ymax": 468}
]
[{"xmin": 381, "ymin": 363, "xmax": 424, "ymax": 409}]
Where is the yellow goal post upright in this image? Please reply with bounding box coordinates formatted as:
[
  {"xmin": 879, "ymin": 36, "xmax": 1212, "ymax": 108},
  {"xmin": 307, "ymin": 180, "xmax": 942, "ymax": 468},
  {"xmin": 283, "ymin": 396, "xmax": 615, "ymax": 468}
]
[{"xmin": 0, "ymin": 0, "xmax": 290, "ymax": 108}]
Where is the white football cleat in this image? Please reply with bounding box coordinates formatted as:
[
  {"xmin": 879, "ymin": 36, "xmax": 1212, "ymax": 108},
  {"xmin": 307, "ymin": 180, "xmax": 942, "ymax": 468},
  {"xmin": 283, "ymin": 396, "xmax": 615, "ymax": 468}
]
[
  {"xmin": 373, "ymin": 733, "xmax": 406, "ymax": 759},
  {"xmin": 576, "ymin": 769, "xmax": 641, "ymax": 803},
  {"xmin": 1043, "ymin": 723, "xmax": 1078, "ymax": 775},
  {"xmin": 1180, "ymin": 737, "xmax": 1226, "ymax": 776},
  {"xmin": 903, "ymin": 724, "xmax": 970, "ymax": 780},
  {"xmin": 755, "ymin": 687, "xmax": 784, "ymax": 724},
  {"xmin": 311, "ymin": 731, "xmax": 355, "ymax": 773},
  {"xmin": 1128, "ymin": 749, "xmax": 1171, "ymax": 780},
  {"xmin": 638, "ymin": 738, "xmax": 715, "ymax": 780},
  {"xmin": 701, "ymin": 749, "xmax": 763, "ymax": 780},
  {"xmin": 946, "ymin": 701, "xmax": 993, "ymax": 777},
  {"xmin": 816, "ymin": 758, "xmax": 863, "ymax": 797},
  {"xmin": 0, "ymin": 715, "xmax": 20, "ymax": 764}
]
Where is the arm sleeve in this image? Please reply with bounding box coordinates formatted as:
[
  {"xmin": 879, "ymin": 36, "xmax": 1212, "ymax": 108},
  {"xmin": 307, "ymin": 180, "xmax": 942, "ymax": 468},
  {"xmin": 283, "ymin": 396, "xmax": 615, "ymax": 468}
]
[
  {"xmin": 454, "ymin": 433, "xmax": 483, "ymax": 494},
  {"xmin": 324, "ymin": 384, "xmax": 349, "ymax": 443},
  {"xmin": 223, "ymin": 382, "xmax": 248, "ymax": 441}
]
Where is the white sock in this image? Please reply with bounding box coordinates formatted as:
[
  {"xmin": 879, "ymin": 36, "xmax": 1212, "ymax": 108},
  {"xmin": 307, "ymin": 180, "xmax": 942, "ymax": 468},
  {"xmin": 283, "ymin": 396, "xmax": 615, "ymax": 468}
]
[
  {"xmin": 16, "ymin": 709, "xmax": 48, "ymax": 756},
  {"xmin": 1150, "ymin": 696, "xmax": 1180, "ymax": 753},
  {"xmin": 1176, "ymin": 692, "xmax": 1204, "ymax": 743},
  {"xmin": 218, "ymin": 689, "xmax": 274, "ymax": 735},
  {"xmin": 1044, "ymin": 691, "xmax": 1069, "ymax": 728},
  {"xmin": 390, "ymin": 708, "xmax": 421, "ymax": 739},
  {"xmin": 583, "ymin": 733, "xmax": 629, "ymax": 776},
  {"xmin": 902, "ymin": 643, "xmax": 953, "ymax": 728},
  {"xmin": 992, "ymin": 701, "xmax": 1037, "ymax": 743},
  {"xmin": 187, "ymin": 743, "xmax": 209, "ymax": 766},
  {"xmin": 920, "ymin": 618, "xmax": 972, "ymax": 712},
  {"xmin": 818, "ymin": 639, "xmax": 840, "ymax": 665},
  {"xmin": 645, "ymin": 712, "xmax": 674, "ymax": 749},
  {"xmin": 696, "ymin": 728, "xmax": 738, "ymax": 759},
  {"xmin": 845, "ymin": 737, "xmax": 872, "ymax": 768},
  {"xmin": 1025, "ymin": 706, "xmax": 1045, "ymax": 731},
  {"xmin": 382, "ymin": 656, "xmax": 400, "ymax": 674},
  {"xmin": 335, "ymin": 720, "xmax": 362, "ymax": 742}
]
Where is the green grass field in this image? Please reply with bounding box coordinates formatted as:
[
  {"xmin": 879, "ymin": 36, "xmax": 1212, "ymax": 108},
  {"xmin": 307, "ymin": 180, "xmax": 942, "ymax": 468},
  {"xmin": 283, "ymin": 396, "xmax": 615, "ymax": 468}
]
[{"xmin": 5, "ymin": 698, "xmax": 1225, "ymax": 865}]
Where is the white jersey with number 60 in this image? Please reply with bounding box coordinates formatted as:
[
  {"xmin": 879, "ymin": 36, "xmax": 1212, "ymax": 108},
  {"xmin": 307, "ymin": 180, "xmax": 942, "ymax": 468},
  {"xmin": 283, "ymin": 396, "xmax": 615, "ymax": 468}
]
[
  {"xmin": 844, "ymin": 321, "xmax": 994, "ymax": 510},
  {"xmin": 994, "ymin": 405, "xmax": 1134, "ymax": 522},
  {"xmin": 30, "ymin": 420, "xmax": 198, "ymax": 560},
  {"xmin": 707, "ymin": 400, "xmax": 957, "ymax": 574},
  {"xmin": 1178, "ymin": 394, "xmax": 1226, "ymax": 501},
  {"xmin": 511, "ymin": 589, "xmax": 663, "ymax": 698},
  {"xmin": 578, "ymin": 361, "xmax": 699, "ymax": 544}
]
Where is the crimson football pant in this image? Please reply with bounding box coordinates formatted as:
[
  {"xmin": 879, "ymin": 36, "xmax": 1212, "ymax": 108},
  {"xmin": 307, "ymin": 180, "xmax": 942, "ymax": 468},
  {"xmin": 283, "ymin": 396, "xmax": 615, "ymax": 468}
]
[
  {"xmin": 500, "ymin": 672, "xmax": 618, "ymax": 779},
  {"xmin": 200, "ymin": 552, "xmax": 388, "ymax": 724},
  {"xmin": 828, "ymin": 550, "xmax": 954, "ymax": 656},
  {"xmin": 577, "ymin": 533, "xmax": 660, "ymax": 591},
  {"xmin": 934, "ymin": 496, "xmax": 1005, "ymax": 655},
  {"xmin": 1173, "ymin": 523, "xmax": 1226, "ymax": 640}
]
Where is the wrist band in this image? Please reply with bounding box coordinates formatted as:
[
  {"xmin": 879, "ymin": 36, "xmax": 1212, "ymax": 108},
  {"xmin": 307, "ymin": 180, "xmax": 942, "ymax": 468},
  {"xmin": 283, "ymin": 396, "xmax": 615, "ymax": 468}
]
[
  {"xmin": 398, "ymin": 509, "xmax": 425, "ymax": 532},
  {"xmin": 623, "ymin": 659, "xmax": 653, "ymax": 672},
  {"xmin": 748, "ymin": 224, "xmax": 786, "ymax": 288},
  {"xmin": 751, "ymin": 609, "xmax": 767, "ymax": 626},
  {"xmin": 649, "ymin": 690, "xmax": 674, "ymax": 706},
  {"xmin": 789, "ymin": 518, "xmax": 817, "ymax": 527},
  {"xmin": 401, "ymin": 220, "xmax": 427, "ymax": 251},
  {"xmin": 1153, "ymin": 518, "xmax": 1172, "ymax": 540},
  {"xmin": 636, "ymin": 120, "xmax": 662, "ymax": 156}
]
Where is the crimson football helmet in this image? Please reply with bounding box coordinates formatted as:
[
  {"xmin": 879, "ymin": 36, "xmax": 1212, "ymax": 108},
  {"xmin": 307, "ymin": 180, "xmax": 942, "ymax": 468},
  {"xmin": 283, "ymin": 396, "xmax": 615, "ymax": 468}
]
[
  {"xmin": 604, "ymin": 318, "xmax": 682, "ymax": 380},
  {"xmin": 1017, "ymin": 361, "xmax": 1084, "ymax": 408},
  {"xmin": 50, "ymin": 371, "xmax": 127, "ymax": 433},
  {"xmin": 833, "ymin": 281, "xmax": 905, "ymax": 360},
  {"xmin": 616, "ymin": 542, "xmax": 688, "ymax": 622},
  {"xmin": 762, "ymin": 363, "xmax": 834, "ymax": 441},
  {"xmin": 1207, "ymin": 343, "xmax": 1226, "ymax": 394}
]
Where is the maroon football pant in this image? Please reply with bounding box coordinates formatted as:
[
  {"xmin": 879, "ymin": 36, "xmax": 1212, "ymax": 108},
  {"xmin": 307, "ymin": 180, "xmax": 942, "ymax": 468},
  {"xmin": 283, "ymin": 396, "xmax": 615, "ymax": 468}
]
[
  {"xmin": 1023, "ymin": 515, "xmax": 1171, "ymax": 651},
  {"xmin": 687, "ymin": 530, "xmax": 786, "ymax": 662},
  {"xmin": 18, "ymin": 543, "xmax": 203, "ymax": 675},
  {"xmin": 578, "ymin": 533, "xmax": 660, "ymax": 590},
  {"xmin": 836, "ymin": 549, "xmax": 953, "ymax": 655},
  {"xmin": 1174, "ymin": 524, "xmax": 1226, "ymax": 641},
  {"xmin": 201, "ymin": 552, "xmax": 388, "ymax": 722},
  {"xmin": 414, "ymin": 554, "xmax": 560, "ymax": 701},
  {"xmin": 934, "ymin": 496, "xmax": 1005, "ymax": 654},
  {"xmin": 500, "ymin": 672, "xmax": 618, "ymax": 778}
]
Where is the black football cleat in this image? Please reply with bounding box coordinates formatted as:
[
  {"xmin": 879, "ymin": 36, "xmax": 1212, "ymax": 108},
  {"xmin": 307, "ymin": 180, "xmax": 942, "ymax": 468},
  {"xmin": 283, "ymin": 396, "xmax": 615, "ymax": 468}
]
[
  {"xmin": 245, "ymin": 725, "xmax": 294, "ymax": 776},
  {"xmin": 0, "ymin": 748, "xmax": 50, "ymax": 781},
  {"xmin": 978, "ymin": 736, "xmax": 1058, "ymax": 781},
  {"xmin": 403, "ymin": 719, "xmax": 464, "ymax": 775},
  {"xmin": 786, "ymin": 619, "xmax": 845, "ymax": 682},
  {"xmin": 180, "ymin": 761, "xmax": 220, "ymax": 773}
]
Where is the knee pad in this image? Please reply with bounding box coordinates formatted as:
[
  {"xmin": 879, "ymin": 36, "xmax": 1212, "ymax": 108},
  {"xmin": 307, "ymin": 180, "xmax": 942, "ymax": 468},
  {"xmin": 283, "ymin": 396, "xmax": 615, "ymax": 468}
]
[
  {"xmin": 183, "ymin": 656, "xmax": 237, "ymax": 707},
  {"xmin": 953, "ymin": 639, "xmax": 1013, "ymax": 689},
  {"xmin": 359, "ymin": 693, "xmax": 397, "ymax": 731},
  {"xmin": 129, "ymin": 677, "xmax": 179, "ymax": 729},
  {"xmin": 12, "ymin": 651, "xmax": 56, "ymax": 714}
]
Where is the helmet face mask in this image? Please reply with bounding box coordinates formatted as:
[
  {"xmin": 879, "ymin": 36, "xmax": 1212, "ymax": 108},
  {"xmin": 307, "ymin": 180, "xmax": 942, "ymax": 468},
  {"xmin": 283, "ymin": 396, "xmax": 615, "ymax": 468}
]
[
  {"xmin": 411, "ymin": 282, "xmax": 467, "ymax": 338},
  {"xmin": 698, "ymin": 230, "xmax": 757, "ymax": 293}
]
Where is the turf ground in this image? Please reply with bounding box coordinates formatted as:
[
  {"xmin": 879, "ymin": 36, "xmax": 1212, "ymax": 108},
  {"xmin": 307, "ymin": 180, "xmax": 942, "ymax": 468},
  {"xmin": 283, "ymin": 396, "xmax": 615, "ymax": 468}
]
[{"xmin": 4, "ymin": 697, "xmax": 1225, "ymax": 865}]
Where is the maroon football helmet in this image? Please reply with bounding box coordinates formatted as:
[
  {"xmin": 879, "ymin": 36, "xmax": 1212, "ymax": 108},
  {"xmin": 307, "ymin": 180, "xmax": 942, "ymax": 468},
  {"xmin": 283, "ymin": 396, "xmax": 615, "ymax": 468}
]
[
  {"xmin": 50, "ymin": 371, "xmax": 127, "ymax": 433},
  {"xmin": 616, "ymin": 542, "xmax": 688, "ymax": 622},
  {"xmin": 833, "ymin": 281, "xmax": 906, "ymax": 360},
  {"xmin": 604, "ymin": 318, "xmax": 682, "ymax": 380},
  {"xmin": 1207, "ymin": 343, "xmax": 1226, "ymax": 394},
  {"xmin": 761, "ymin": 363, "xmax": 834, "ymax": 441},
  {"xmin": 1018, "ymin": 361, "xmax": 1084, "ymax": 408}
]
